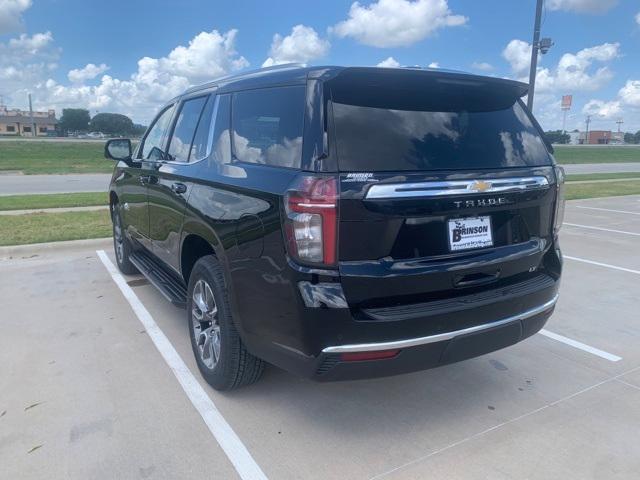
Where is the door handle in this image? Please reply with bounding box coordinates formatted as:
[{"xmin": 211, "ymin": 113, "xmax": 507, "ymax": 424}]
[
  {"xmin": 171, "ymin": 182, "xmax": 187, "ymax": 194},
  {"xmin": 139, "ymin": 175, "xmax": 151, "ymax": 185}
]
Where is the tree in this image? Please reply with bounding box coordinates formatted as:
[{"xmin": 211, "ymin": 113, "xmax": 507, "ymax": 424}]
[
  {"xmin": 544, "ymin": 130, "xmax": 570, "ymax": 144},
  {"xmin": 89, "ymin": 113, "xmax": 135, "ymax": 136},
  {"xmin": 624, "ymin": 132, "xmax": 637, "ymax": 144},
  {"xmin": 132, "ymin": 123, "xmax": 148, "ymax": 136},
  {"xmin": 59, "ymin": 108, "xmax": 90, "ymax": 133}
]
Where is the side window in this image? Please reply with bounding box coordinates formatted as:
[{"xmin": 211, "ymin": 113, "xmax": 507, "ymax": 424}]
[
  {"xmin": 231, "ymin": 86, "xmax": 305, "ymax": 168},
  {"xmin": 208, "ymin": 94, "xmax": 232, "ymax": 166},
  {"xmin": 141, "ymin": 105, "xmax": 176, "ymax": 160},
  {"xmin": 167, "ymin": 96, "xmax": 209, "ymax": 162},
  {"xmin": 189, "ymin": 94, "xmax": 216, "ymax": 162}
]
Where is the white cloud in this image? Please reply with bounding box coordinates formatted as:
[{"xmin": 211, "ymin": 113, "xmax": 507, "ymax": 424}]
[
  {"xmin": 503, "ymin": 40, "xmax": 620, "ymax": 93},
  {"xmin": 331, "ymin": 0, "xmax": 467, "ymax": 48},
  {"xmin": 6, "ymin": 30, "xmax": 55, "ymax": 55},
  {"xmin": 547, "ymin": 0, "xmax": 617, "ymax": 14},
  {"xmin": 3, "ymin": 29, "xmax": 248, "ymax": 122},
  {"xmin": 502, "ymin": 39, "xmax": 532, "ymax": 75},
  {"xmin": 377, "ymin": 56, "xmax": 401, "ymax": 68},
  {"xmin": 0, "ymin": 0, "xmax": 31, "ymax": 34},
  {"xmin": 150, "ymin": 29, "xmax": 248, "ymax": 83},
  {"xmin": 636, "ymin": 11, "xmax": 640, "ymax": 25},
  {"xmin": 428, "ymin": 62, "xmax": 440, "ymax": 68},
  {"xmin": 68, "ymin": 63, "xmax": 109, "ymax": 83},
  {"xmin": 582, "ymin": 99, "xmax": 622, "ymax": 118},
  {"xmin": 575, "ymin": 80, "xmax": 640, "ymax": 133},
  {"xmin": 471, "ymin": 61, "xmax": 493, "ymax": 71},
  {"xmin": 619, "ymin": 80, "xmax": 640, "ymax": 107},
  {"xmin": 262, "ymin": 25, "xmax": 329, "ymax": 67},
  {"xmin": 0, "ymin": 31, "xmax": 59, "ymax": 97}
]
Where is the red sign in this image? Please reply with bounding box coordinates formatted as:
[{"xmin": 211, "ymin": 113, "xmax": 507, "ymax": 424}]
[{"xmin": 561, "ymin": 95, "xmax": 572, "ymax": 110}]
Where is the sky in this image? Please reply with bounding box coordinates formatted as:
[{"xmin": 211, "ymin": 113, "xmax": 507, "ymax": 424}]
[{"xmin": 1, "ymin": 0, "xmax": 639, "ymax": 132}]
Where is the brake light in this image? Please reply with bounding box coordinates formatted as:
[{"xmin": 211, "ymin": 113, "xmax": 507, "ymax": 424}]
[
  {"xmin": 553, "ymin": 166, "xmax": 566, "ymax": 235},
  {"xmin": 284, "ymin": 175, "xmax": 338, "ymax": 265}
]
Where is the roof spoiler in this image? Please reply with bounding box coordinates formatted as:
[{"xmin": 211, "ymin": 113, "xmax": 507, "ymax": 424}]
[{"xmin": 325, "ymin": 67, "xmax": 529, "ymax": 112}]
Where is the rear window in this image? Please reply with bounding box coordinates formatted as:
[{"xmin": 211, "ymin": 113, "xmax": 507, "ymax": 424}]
[
  {"xmin": 331, "ymin": 99, "xmax": 552, "ymax": 172},
  {"xmin": 231, "ymin": 86, "xmax": 305, "ymax": 168}
]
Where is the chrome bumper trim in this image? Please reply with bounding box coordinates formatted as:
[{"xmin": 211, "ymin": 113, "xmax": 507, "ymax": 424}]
[
  {"xmin": 322, "ymin": 294, "xmax": 559, "ymax": 354},
  {"xmin": 365, "ymin": 176, "xmax": 549, "ymax": 199}
]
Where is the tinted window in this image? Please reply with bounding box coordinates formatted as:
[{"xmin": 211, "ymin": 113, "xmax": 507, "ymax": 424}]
[
  {"xmin": 232, "ymin": 86, "xmax": 305, "ymax": 168},
  {"xmin": 167, "ymin": 96, "xmax": 208, "ymax": 162},
  {"xmin": 142, "ymin": 105, "xmax": 175, "ymax": 160},
  {"xmin": 189, "ymin": 95, "xmax": 216, "ymax": 162},
  {"xmin": 208, "ymin": 94, "xmax": 232, "ymax": 166},
  {"xmin": 331, "ymin": 100, "xmax": 552, "ymax": 172}
]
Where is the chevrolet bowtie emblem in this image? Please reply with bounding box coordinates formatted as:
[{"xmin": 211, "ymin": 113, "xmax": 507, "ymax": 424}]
[{"xmin": 469, "ymin": 180, "xmax": 492, "ymax": 193}]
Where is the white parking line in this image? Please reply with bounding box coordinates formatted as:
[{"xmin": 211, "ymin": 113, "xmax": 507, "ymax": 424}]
[
  {"xmin": 564, "ymin": 255, "xmax": 640, "ymax": 275},
  {"xmin": 575, "ymin": 206, "xmax": 640, "ymax": 216},
  {"xmin": 96, "ymin": 250, "xmax": 268, "ymax": 480},
  {"xmin": 563, "ymin": 223, "xmax": 640, "ymax": 237},
  {"xmin": 539, "ymin": 329, "xmax": 622, "ymax": 362}
]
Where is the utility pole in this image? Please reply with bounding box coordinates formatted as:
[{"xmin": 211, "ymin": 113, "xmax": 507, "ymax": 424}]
[
  {"xmin": 616, "ymin": 118, "xmax": 624, "ymax": 133},
  {"xmin": 527, "ymin": 0, "xmax": 553, "ymax": 111},
  {"xmin": 585, "ymin": 115, "xmax": 591, "ymax": 145},
  {"xmin": 28, "ymin": 93, "xmax": 36, "ymax": 137}
]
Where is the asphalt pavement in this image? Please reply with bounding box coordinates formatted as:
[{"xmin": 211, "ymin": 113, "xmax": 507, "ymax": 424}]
[
  {"xmin": 561, "ymin": 162, "xmax": 640, "ymax": 175},
  {"xmin": 1, "ymin": 195, "xmax": 640, "ymax": 479},
  {"xmin": 0, "ymin": 174, "xmax": 111, "ymax": 196}
]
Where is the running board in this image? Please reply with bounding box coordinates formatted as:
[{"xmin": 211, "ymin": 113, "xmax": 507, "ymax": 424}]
[{"xmin": 129, "ymin": 251, "xmax": 187, "ymax": 308}]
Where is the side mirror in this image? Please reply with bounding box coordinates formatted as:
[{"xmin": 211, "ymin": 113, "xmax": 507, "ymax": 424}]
[{"xmin": 105, "ymin": 138, "xmax": 132, "ymax": 162}]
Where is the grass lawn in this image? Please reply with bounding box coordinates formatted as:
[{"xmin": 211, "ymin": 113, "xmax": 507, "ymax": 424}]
[
  {"xmin": 0, "ymin": 192, "xmax": 108, "ymax": 211},
  {"xmin": 0, "ymin": 210, "xmax": 112, "ymax": 246},
  {"xmin": 554, "ymin": 146, "xmax": 640, "ymax": 164},
  {"xmin": 565, "ymin": 180, "xmax": 640, "ymax": 200},
  {"xmin": 0, "ymin": 140, "xmax": 112, "ymax": 174}
]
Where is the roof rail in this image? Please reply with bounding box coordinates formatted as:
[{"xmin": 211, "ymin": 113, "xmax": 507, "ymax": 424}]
[
  {"xmin": 184, "ymin": 63, "xmax": 307, "ymax": 95},
  {"xmin": 257, "ymin": 62, "xmax": 307, "ymax": 72}
]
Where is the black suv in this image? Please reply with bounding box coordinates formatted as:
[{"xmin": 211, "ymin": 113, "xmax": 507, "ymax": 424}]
[{"xmin": 106, "ymin": 65, "xmax": 564, "ymax": 390}]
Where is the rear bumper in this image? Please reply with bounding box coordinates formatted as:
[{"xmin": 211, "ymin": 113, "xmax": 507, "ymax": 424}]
[
  {"xmin": 240, "ymin": 270, "xmax": 560, "ymax": 382},
  {"xmin": 237, "ymin": 243, "xmax": 562, "ymax": 382},
  {"xmin": 311, "ymin": 294, "xmax": 556, "ymax": 381},
  {"xmin": 324, "ymin": 294, "xmax": 557, "ymax": 354}
]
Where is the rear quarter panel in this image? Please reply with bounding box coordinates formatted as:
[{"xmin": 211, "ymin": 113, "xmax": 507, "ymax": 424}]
[{"xmin": 182, "ymin": 160, "xmax": 301, "ymax": 347}]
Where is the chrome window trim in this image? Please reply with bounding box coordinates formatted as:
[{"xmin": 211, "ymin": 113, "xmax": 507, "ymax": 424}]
[
  {"xmin": 365, "ymin": 176, "xmax": 549, "ymax": 199},
  {"xmin": 322, "ymin": 294, "xmax": 558, "ymax": 353}
]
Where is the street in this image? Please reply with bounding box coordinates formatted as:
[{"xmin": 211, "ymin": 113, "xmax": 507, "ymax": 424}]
[{"xmin": 0, "ymin": 174, "xmax": 111, "ymax": 196}]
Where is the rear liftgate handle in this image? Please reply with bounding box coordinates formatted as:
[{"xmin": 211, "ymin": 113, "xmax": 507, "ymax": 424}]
[{"xmin": 454, "ymin": 270, "xmax": 501, "ymax": 288}]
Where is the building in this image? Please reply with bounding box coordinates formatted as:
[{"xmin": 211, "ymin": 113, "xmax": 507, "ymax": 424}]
[
  {"xmin": 586, "ymin": 130, "xmax": 613, "ymax": 145},
  {"xmin": 0, "ymin": 105, "xmax": 58, "ymax": 136},
  {"xmin": 567, "ymin": 130, "xmax": 622, "ymax": 145},
  {"xmin": 568, "ymin": 131, "xmax": 585, "ymax": 145}
]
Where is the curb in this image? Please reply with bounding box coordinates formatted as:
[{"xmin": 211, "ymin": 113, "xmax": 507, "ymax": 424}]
[{"xmin": 0, "ymin": 237, "xmax": 112, "ymax": 257}]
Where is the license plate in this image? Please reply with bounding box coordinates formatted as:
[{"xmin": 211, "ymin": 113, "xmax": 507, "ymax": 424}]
[{"xmin": 448, "ymin": 216, "xmax": 493, "ymax": 251}]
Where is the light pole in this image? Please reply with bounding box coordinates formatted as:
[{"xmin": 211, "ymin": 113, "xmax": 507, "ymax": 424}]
[{"xmin": 527, "ymin": 0, "xmax": 554, "ymax": 111}]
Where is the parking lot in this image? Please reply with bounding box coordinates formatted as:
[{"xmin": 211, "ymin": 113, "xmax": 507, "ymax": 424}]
[{"xmin": 2, "ymin": 195, "xmax": 640, "ymax": 480}]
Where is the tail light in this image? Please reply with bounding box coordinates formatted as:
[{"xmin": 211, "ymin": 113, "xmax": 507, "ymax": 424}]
[
  {"xmin": 284, "ymin": 175, "xmax": 338, "ymax": 266},
  {"xmin": 553, "ymin": 166, "xmax": 566, "ymax": 235}
]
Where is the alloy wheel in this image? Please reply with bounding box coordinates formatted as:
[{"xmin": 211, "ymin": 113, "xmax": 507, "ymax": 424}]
[{"xmin": 191, "ymin": 279, "xmax": 221, "ymax": 370}]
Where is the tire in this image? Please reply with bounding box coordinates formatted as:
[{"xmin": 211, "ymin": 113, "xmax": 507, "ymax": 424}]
[
  {"xmin": 187, "ymin": 255, "xmax": 265, "ymax": 390},
  {"xmin": 111, "ymin": 204, "xmax": 138, "ymax": 275}
]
